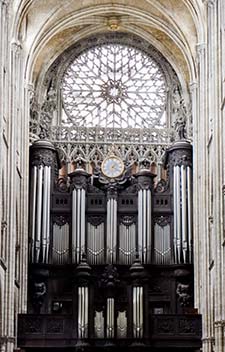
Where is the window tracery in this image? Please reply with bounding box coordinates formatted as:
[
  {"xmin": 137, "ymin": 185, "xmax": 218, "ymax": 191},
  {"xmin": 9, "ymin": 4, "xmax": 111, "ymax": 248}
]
[{"xmin": 61, "ymin": 44, "xmax": 167, "ymax": 130}]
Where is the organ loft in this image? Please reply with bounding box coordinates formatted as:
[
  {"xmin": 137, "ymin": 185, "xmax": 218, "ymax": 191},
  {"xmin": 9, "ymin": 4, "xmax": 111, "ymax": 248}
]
[{"xmin": 16, "ymin": 34, "xmax": 202, "ymax": 351}]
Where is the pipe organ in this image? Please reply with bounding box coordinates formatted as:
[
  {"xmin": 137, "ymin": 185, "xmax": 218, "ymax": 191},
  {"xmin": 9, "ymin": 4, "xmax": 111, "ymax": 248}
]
[
  {"xmin": 24, "ymin": 138, "xmax": 200, "ymax": 350},
  {"xmin": 29, "ymin": 140, "xmax": 59, "ymax": 264},
  {"xmin": 165, "ymin": 140, "xmax": 193, "ymax": 264}
]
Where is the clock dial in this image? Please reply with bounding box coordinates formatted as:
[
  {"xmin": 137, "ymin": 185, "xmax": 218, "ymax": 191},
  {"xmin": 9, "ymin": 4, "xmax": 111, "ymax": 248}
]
[{"xmin": 101, "ymin": 156, "xmax": 124, "ymax": 178}]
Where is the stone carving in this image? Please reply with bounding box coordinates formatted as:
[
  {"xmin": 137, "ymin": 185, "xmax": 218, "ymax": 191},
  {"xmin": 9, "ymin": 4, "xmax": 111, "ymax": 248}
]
[
  {"xmin": 172, "ymin": 86, "xmax": 187, "ymax": 141},
  {"xmin": 39, "ymin": 87, "xmax": 57, "ymax": 139}
]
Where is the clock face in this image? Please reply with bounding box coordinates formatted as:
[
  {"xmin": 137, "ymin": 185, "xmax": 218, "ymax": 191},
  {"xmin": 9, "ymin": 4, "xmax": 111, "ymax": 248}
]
[{"xmin": 101, "ymin": 156, "xmax": 124, "ymax": 178}]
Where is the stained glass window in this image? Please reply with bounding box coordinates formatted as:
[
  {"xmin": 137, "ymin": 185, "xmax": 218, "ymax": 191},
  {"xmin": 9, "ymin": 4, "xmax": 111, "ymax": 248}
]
[{"xmin": 61, "ymin": 44, "xmax": 167, "ymax": 129}]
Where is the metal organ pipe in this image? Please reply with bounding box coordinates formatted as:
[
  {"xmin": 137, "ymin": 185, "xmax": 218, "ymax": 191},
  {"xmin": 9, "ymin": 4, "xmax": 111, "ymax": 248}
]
[
  {"xmin": 166, "ymin": 141, "xmax": 193, "ymax": 264},
  {"xmin": 106, "ymin": 194, "xmax": 117, "ymax": 264},
  {"xmin": 181, "ymin": 165, "xmax": 188, "ymax": 262},
  {"xmin": 187, "ymin": 166, "xmax": 193, "ymax": 263},
  {"xmin": 72, "ymin": 187, "xmax": 86, "ymax": 264},
  {"xmin": 35, "ymin": 165, "xmax": 43, "ymax": 263},
  {"xmin": 30, "ymin": 166, "xmax": 37, "ymax": 262},
  {"xmin": 133, "ymin": 286, "xmax": 143, "ymax": 338},
  {"xmin": 29, "ymin": 140, "xmax": 58, "ymax": 264},
  {"xmin": 138, "ymin": 187, "xmax": 152, "ymax": 264},
  {"xmin": 78, "ymin": 286, "xmax": 89, "ymax": 339},
  {"xmin": 106, "ymin": 298, "xmax": 114, "ymax": 338}
]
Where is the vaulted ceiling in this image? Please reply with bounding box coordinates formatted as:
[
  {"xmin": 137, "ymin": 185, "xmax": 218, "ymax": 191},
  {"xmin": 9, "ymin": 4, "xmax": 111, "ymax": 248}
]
[{"xmin": 11, "ymin": 0, "xmax": 206, "ymax": 87}]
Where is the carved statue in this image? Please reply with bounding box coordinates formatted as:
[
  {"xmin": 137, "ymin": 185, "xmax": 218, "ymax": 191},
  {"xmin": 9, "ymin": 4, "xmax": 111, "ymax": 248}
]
[
  {"xmin": 176, "ymin": 283, "xmax": 191, "ymax": 307},
  {"xmin": 32, "ymin": 282, "xmax": 47, "ymax": 312}
]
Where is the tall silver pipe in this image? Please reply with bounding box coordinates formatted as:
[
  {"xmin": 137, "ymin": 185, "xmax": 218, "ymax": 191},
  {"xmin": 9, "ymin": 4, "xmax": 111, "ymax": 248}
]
[
  {"xmin": 36, "ymin": 165, "xmax": 43, "ymax": 263},
  {"xmin": 72, "ymin": 190, "xmax": 77, "ymax": 263},
  {"xmin": 173, "ymin": 166, "xmax": 177, "ymax": 263},
  {"xmin": 187, "ymin": 166, "xmax": 193, "ymax": 262},
  {"xmin": 107, "ymin": 200, "xmax": 110, "ymax": 263},
  {"xmin": 176, "ymin": 166, "xmax": 181, "ymax": 263},
  {"xmin": 81, "ymin": 189, "xmax": 85, "ymax": 256},
  {"xmin": 147, "ymin": 189, "xmax": 151, "ymax": 263},
  {"xmin": 143, "ymin": 190, "xmax": 146, "ymax": 263},
  {"xmin": 77, "ymin": 189, "xmax": 81, "ymax": 263},
  {"xmin": 46, "ymin": 166, "xmax": 51, "ymax": 263},
  {"xmin": 31, "ymin": 166, "xmax": 37, "ymax": 262},
  {"xmin": 181, "ymin": 165, "xmax": 187, "ymax": 262},
  {"xmin": 113, "ymin": 199, "xmax": 117, "ymax": 263},
  {"xmin": 42, "ymin": 166, "xmax": 48, "ymax": 261},
  {"xmin": 138, "ymin": 190, "xmax": 143, "ymax": 260}
]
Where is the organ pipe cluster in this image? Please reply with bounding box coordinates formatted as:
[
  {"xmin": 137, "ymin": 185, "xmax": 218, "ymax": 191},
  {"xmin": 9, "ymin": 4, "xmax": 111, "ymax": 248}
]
[
  {"xmin": 136, "ymin": 169, "xmax": 155, "ymax": 264},
  {"xmin": 29, "ymin": 140, "xmax": 58, "ymax": 264},
  {"xmin": 165, "ymin": 140, "xmax": 193, "ymax": 264},
  {"xmin": 70, "ymin": 170, "xmax": 89, "ymax": 264}
]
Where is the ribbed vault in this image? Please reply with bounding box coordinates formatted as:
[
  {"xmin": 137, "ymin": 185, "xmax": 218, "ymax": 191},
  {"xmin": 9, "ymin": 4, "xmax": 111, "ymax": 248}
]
[{"xmin": 11, "ymin": 0, "xmax": 205, "ymax": 90}]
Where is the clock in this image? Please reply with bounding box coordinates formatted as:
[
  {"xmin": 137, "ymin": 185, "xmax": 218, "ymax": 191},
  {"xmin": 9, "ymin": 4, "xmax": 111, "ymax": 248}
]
[{"xmin": 101, "ymin": 156, "xmax": 124, "ymax": 178}]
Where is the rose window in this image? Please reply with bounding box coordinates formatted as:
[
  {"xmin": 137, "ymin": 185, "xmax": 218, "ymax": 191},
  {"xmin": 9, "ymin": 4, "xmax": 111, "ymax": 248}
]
[{"xmin": 61, "ymin": 44, "xmax": 167, "ymax": 129}]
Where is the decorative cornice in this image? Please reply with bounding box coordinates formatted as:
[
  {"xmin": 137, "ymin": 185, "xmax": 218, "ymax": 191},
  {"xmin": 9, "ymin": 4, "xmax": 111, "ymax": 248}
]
[{"xmin": 30, "ymin": 140, "xmax": 57, "ymax": 167}]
